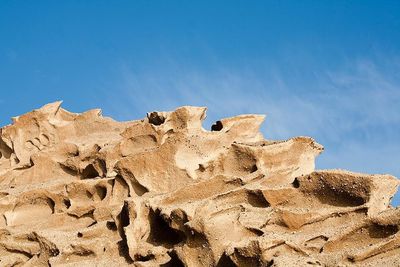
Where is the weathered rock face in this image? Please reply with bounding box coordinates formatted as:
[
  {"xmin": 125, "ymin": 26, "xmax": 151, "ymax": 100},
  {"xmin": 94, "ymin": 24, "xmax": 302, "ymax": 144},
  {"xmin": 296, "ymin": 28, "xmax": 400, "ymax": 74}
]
[{"xmin": 0, "ymin": 102, "xmax": 399, "ymax": 267}]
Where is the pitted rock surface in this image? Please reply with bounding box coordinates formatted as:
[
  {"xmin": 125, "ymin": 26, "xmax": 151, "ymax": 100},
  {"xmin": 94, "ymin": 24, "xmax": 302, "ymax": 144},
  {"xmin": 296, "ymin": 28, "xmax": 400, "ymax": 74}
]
[{"xmin": 0, "ymin": 102, "xmax": 399, "ymax": 266}]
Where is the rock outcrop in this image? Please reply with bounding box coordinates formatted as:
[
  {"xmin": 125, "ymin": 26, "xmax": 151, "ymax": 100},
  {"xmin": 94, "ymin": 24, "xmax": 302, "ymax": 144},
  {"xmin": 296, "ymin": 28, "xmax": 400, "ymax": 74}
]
[{"xmin": 0, "ymin": 102, "xmax": 399, "ymax": 266}]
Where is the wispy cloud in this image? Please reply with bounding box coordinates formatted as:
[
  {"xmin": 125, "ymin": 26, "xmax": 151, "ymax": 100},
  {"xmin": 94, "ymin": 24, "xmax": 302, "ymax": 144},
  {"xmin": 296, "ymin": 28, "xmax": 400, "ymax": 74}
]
[{"xmin": 100, "ymin": 57, "xmax": 400, "ymax": 205}]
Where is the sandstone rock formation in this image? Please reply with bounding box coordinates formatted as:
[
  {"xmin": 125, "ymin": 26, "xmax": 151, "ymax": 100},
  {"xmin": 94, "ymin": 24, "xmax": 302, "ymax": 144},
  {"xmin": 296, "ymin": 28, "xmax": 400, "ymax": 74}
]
[{"xmin": 0, "ymin": 102, "xmax": 399, "ymax": 266}]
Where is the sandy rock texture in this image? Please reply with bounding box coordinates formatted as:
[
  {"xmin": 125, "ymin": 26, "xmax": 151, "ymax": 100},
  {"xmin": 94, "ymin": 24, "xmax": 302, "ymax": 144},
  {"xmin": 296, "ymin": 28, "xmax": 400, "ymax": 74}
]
[{"xmin": 0, "ymin": 102, "xmax": 399, "ymax": 266}]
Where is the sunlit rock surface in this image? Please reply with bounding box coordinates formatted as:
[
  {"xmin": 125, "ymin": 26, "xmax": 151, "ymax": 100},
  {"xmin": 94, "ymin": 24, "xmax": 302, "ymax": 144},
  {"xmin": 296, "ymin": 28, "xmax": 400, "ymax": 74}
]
[{"xmin": 0, "ymin": 102, "xmax": 399, "ymax": 266}]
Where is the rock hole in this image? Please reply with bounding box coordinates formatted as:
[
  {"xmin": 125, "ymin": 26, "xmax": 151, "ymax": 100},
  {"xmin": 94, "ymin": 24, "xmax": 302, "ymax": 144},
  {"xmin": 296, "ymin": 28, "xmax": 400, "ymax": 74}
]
[
  {"xmin": 211, "ymin": 120, "xmax": 223, "ymax": 131},
  {"xmin": 339, "ymin": 193, "xmax": 365, "ymax": 206},
  {"xmin": 250, "ymin": 164, "xmax": 258, "ymax": 173},
  {"xmin": 117, "ymin": 240, "xmax": 134, "ymax": 264},
  {"xmin": 247, "ymin": 190, "xmax": 270, "ymax": 208},
  {"xmin": 98, "ymin": 159, "xmax": 107, "ymax": 177},
  {"xmin": 147, "ymin": 112, "xmax": 165, "ymax": 126},
  {"xmin": 292, "ymin": 178, "xmax": 300, "ymax": 188},
  {"xmin": 368, "ymin": 224, "xmax": 398, "ymax": 238},
  {"xmin": 315, "ymin": 185, "xmax": 367, "ymax": 207},
  {"xmin": 114, "ymin": 175, "xmax": 131, "ymax": 197},
  {"xmin": 161, "ymin": 251, "xmax": 185, "ymax": 267},
  {"xmin": 198, "ymin": 164, "xmax": 206, "ymax": 172},
  {"xmin": 148, "ymin": 209, "xmax": 185, "ymax": 247},
  {"xmin": 248, "ymin": 228, "xmax": 264, "ymax": 236},
  {"xmin": 106, "ymin": 221, "xmax": 118, "ymax": 231},
  {"xmin": 135, "ymin": 254, "xmax": 155, "ymax": 262},
  {"xmin": 266, "ymin": 259, "xmax": 274, "ymax": 267},
  {"xmin": 232, "ymin": 248, "xmax": 262, "ymax": 266},
  {"xmin": 116, "ymin": 202, "xmax": 134, "ymax": 263},
  {"xmin": 63, "ymin": 199, "xmax": 71, "ymax": 209},
  {"xmin": 119, "ymin": 202, "xmax": 130, "ymax": 228},
  {"xmin": 216, "ymin": 253, "xmax": 237, "ymax": 267},
  {"xmin": 131, "ymin": 177, "xmax": 149, "ymax": 196},
  {"xmin": 46, "ymin": 198, "xmax": 56, "ymax": 214},
  {"xmin": 77, "ymin": 232, "xmax": 83, "ymax": 238},
  {"xmin": 81, "ymin": 164, "xmax": 99, "ymax": 179},
  {"xmin": 59, "ymin": 163, "xmax": 79, "ymax": 176},
  {"xmin": 95, "ymin": 185, "xmax": 107, "ymax": 200},
  {"xmin": 85, "ymin": 190, "xmax": 93, "ymax": 199},
  {"xmin": 304, "ymin": 235, "xmax": 328, "ymax": 252},
  {"xmin": 0, "ymin": 137, "xmax": 13, "ymax": 159}
]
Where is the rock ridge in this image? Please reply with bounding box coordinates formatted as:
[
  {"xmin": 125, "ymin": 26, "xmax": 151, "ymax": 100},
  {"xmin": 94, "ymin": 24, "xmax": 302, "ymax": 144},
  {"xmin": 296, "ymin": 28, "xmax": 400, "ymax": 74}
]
[{"xmin": 0, "ymin": 102, "xmax": 399, "ymax": 266}]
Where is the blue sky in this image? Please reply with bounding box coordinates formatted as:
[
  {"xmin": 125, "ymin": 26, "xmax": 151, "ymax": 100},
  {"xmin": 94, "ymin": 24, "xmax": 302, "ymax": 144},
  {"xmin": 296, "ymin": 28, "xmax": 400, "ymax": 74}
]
[{"xmin": 1, "ymin": 1, "xmax": 399, "ymax": 205}]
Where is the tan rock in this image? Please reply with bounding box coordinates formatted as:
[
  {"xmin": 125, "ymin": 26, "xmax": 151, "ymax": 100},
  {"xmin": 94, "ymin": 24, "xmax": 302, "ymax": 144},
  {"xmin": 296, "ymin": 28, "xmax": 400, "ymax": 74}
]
[{"xmin": 0, "ymin": 102, "xmax": 399, "ymax": 266}]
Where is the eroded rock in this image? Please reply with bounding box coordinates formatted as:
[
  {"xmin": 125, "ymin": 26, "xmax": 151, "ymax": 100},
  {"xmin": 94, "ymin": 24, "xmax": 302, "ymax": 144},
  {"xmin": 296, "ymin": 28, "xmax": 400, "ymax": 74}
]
[{"xmin": 0, "ymin": 102, "xmax": 398, "ymax": 266}]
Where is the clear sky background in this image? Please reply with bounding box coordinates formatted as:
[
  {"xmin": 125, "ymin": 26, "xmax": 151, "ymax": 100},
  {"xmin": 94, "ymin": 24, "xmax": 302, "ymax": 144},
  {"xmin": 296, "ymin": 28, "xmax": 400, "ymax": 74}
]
[{"xmin": 1, "ymin": 1, "xmax": 399, "ymax": 205}]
